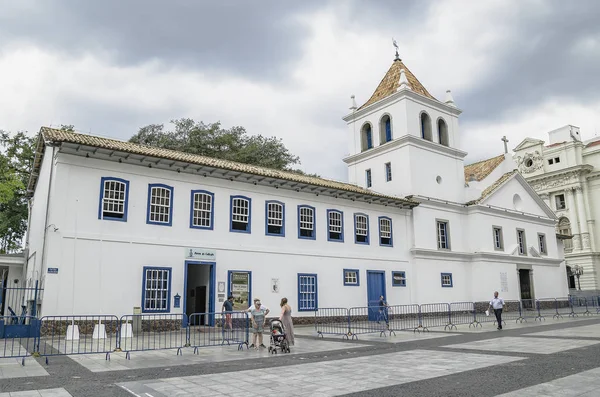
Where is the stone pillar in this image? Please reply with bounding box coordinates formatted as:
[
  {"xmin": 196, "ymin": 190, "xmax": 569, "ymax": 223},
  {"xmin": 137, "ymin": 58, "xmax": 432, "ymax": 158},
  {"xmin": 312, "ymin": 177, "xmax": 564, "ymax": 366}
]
[
  {"xmin": 574, "ymin": 186, "xmax": 591, "ymax": 250},
  {"xmin": 581, "ymin": 184, "xmax": 597, "ymax": 252},
  {"xmin": 565, "ymin": 188, "xmax": 581, "ymax": 250}
]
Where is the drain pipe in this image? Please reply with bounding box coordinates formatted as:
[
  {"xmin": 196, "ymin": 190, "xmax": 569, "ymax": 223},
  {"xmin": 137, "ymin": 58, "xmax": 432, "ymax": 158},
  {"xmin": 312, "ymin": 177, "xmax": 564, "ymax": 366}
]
[{"xmin": 39, "ymin": 145, "xmax": 57, "ymax": 291}]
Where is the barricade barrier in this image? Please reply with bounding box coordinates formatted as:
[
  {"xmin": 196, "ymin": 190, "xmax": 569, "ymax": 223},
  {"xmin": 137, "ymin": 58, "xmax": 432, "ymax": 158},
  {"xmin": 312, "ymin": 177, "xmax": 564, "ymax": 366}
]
[
  {"xmin": 450, "ymin": 302, "xmax": 478, "ymax": 328},
  {"xmin": 118, "ymin": 314, "xmax": 187, "ymax": 358},
  {"xmin": 537, "ymin": 298, "xmax": 558, "ymax": 320},
  {"xmin": 0, "ymin": 316, "xmax": 39, "ymax": 364},
  {"xmin": 520, "ymin": 299, "xmax": 543, "ymax": 321},
  {"xmin": 348, "ymin": 306, "xmax": 390, "ymax": 338},
  {"xmin": 188, "ymin": 311, "xmax": 248, "ymax": 352},
  {"xmin": 387, "ymin": 304, "xmax": 420, "ymax": 333},
  {"xmin": 419, "ymin": 303, "xmax": 453, "ymax": 331},
  {"xmin": 475, "ymin": 300, "xmax": 523, "ymax": 325},
  {"xmin": 36, "ymin": 315, "xmax": 119, "ymax": 364},
  {"xmin": 571, "ymin": 297, "xmax": 593, "ymax": 316},
  {"xmin": 555, "ymin": 297, "xmax": 574, "ymax": 318},
  {"xmin": 314, "ymin": 308, "xmax": 350, "ymax": 339}
]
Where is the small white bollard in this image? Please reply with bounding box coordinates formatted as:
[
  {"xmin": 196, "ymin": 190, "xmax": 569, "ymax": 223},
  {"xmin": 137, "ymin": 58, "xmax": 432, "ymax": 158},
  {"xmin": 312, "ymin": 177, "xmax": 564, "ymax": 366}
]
[
  {"xmin": 93, "ymin": 323, "xmax": 107, "ymax": 339},
  {"xmin": 66, "ymin": 325, "xmax": 80, "ymax": 340},
  {"xmin": 120, "ymin": 323, "xmax": 134, "ymax": 338}
]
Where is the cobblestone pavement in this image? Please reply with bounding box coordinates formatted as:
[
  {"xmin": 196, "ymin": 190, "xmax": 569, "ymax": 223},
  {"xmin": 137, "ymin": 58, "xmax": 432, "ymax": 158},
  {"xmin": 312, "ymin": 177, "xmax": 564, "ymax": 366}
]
[{"xmin": 1, "ymin": 317, "xmax": 600, "ymax": 396}]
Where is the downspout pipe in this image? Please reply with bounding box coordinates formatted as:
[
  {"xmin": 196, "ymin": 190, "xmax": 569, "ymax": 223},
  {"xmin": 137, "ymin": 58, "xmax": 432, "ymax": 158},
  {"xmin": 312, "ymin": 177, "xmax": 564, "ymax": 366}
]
[{"xmin": 39, "ymin": 145, "xmax": 57, "ymax": 288}]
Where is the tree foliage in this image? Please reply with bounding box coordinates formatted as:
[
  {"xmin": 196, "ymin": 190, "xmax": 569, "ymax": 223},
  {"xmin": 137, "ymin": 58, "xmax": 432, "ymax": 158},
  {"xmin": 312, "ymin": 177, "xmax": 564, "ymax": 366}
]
[
  {"xmin": 0, "ymin": 131, "xmax": 35, "ymax": 254},
  {"xmin": 129, "ymin": 119, "xmax": 316, "ymax": 175}
]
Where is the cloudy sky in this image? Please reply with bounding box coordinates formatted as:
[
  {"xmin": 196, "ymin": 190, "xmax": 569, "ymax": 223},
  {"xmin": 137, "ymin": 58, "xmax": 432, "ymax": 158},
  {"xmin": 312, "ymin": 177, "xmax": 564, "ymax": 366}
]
[{"xmin": 1, "ymin": 0, "xmax": 600, "ymax": 180}]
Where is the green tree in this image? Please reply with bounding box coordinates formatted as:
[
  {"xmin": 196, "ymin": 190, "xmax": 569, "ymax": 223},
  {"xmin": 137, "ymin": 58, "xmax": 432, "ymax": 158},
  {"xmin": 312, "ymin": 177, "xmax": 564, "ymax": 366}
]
[
  {"xmin": 0, "ymin": 131, "xmax": 35, "ymax": 254},
  {"xmin": 130, "ymin": 119, "xmax": 317, "ymax": 174}
]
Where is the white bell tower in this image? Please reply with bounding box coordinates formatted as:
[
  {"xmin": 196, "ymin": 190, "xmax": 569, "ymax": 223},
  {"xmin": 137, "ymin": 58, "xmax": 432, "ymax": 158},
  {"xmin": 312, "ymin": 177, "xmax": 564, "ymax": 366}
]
[{"xmin": 342, "ymin": 52, "xmax": 467, "ymax": 203}]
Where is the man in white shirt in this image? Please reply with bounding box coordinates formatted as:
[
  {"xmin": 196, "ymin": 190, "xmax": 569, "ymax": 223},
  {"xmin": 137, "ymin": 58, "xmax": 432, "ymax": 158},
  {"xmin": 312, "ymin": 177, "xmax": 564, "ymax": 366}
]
[{"xmin": 488, "ymin": 291, "xmax": 505, "ymax": 330}]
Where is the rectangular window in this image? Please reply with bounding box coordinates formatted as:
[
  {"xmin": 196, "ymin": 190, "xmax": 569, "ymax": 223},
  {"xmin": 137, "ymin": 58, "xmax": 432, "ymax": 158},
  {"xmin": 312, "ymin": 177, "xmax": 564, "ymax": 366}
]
[
  {"xmin": 230, "ymin": 196, "xmax": 251, "ymax": 233},
  {"xmin": 441, "ymin": 273, "xmax": 453, "ymax": 288},
  {"xmin": 555, "ymin": 157, "xmax": 560, "ymax": 163},
  {"xmin": 437, "ymin": 220, "xmax": 450, "ymax": 250},
  {"xmin": 365, "ymin": 169, "xmax": 372, "ymax": 188},
  {"xmin": 298, "ymin": 274, "xmax": 318, "ymax": 311},
  {"xmin": 379, "ymin": 217, "xmax": 393, "ymax": 246},
  {"xmin": 392, "ymin": 271, "xmax": 406, "ymax": 287},
  {"xmin": 190, "ymin": 190, "xmax": 214, "ymax": 229},
  {"xmin": 266, "ymin": 201, "xmax": 285, "ymax": 236},
  {"xmin": 385, "ymin": 162, "xmax": 392, "ymax": 182},
  {"xmin": 555, "ymin": 194, "xmax": 566, "ymax": 210},
  {"xmin": 327, "ymin": 210, "xmax": 344, "ymax": 242},
  {"xmin": 517, "ymin": 229, "xmax": 527, "ymax": 255},
  {"xmin": 142, "ymin": 267, "xmax": 171, "ymax": 313},
  {"xmin": 492, "ymin": 226, "xmax": 504, "ymax": 250},
  {"xmin": 298, "ymin": 205, "xmax": 315, "ymax": 239},
  {"xmin": 538, "ymin": 233, "xmax": 547, "ymax": 255},
  {"xmin": 548, "ymin": 158, "xmax": 554, "ymax": 165},
  {"xmin": 99, "ymin": 177, "xmax": 129, "ymax": 221},
  {"xmin": 354, "ymin": 213, "xmax": 369, "ymax": 244},
  {"xmin": 343, "ymin": 269, "xmax": 359, "ymax": 286},
  {"xmin": 147, "ymin": 184, "xmax": 173, "ymax": 226}
]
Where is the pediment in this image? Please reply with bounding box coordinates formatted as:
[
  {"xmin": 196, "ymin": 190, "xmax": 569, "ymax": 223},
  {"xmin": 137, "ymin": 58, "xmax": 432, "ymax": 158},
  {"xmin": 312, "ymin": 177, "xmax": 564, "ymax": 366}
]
[{"xmin": 513, "ymin": 138, "xmax": 544, "ymax": 152}]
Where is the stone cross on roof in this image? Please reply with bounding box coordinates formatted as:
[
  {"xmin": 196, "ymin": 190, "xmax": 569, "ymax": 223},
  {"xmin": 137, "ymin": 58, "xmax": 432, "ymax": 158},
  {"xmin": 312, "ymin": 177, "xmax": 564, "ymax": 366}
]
[{"xmin": 501, "ymin": 136, "xmax": 509, "ymax": 154}]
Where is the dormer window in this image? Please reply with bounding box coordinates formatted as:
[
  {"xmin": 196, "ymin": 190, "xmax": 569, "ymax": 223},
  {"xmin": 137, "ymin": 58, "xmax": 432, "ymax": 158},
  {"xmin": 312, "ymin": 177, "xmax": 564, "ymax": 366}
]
[
  {"xmin": 437, "ymin": 118, "xmax": 449, "ymax": 146},
  {"xmin": 361, "ymin": 123, "xmax": 373, "ymax": 152},
  {"xmin": 380, "ymin": 115, "xmax": 392, "ymax": 144},
  {"xmin": 420, "ymin": 112, "xmax": 432, "ymax": 141}
]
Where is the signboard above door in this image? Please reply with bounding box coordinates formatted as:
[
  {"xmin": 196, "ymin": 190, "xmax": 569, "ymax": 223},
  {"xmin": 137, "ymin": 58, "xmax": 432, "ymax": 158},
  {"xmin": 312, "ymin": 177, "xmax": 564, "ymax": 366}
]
[{"xmin": 185, "ymin": 248, "xmax": 216, "ymax": 261}]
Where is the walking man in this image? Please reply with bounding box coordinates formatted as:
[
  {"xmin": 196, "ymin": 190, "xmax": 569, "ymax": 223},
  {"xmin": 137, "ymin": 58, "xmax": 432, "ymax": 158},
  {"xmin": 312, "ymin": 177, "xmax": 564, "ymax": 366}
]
[{"xmin": 488, "ymin": 291, "xmax": 505, "ymax": 330}]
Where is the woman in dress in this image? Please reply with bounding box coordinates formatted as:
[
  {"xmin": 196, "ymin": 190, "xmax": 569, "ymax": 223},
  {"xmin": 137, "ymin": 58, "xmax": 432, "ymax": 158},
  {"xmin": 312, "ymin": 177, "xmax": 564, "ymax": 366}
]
[{"xmin": 279, "ymin": 297, "xmax": 295, "ymax": 346}]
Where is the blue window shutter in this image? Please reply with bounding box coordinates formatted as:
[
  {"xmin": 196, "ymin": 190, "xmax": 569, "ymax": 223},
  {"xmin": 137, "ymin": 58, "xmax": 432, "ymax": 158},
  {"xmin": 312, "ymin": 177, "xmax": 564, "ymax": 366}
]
[
  {"xmin": 366, "ymin": 126, "xmax": 372, "ymax": 149},
  {"xmin": 385, "ymin": 119, "xmax": 391, "ymax": 142}
]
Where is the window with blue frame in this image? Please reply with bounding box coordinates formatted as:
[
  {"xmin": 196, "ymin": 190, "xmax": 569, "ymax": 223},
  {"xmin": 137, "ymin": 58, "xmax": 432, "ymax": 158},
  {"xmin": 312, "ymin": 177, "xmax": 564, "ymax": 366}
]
[
  {"xmin": 99, "ymin": 177, "xmax": 129, "ymax": 221},
  {"xmin": 441, "ymin": 273, "xmax": 453, "ymax": 288},
  {"xmin": 354, "ymin": 213, "xmax": 369, "ymax": 244},
  {"xmin": 379, "ymin": 216, "xmax": 393, "ymax": 246},
  {"xmin": 380, "ymin": 115, "xmax": 392, "ymax": 144},
  {"xmin": 298, "ymin": 274, "xmax": 318, "ymax": 311},
  {"xmin": 298, "ymin": 205, "xmax": 315, "ymax": 239},
  {"xmin": 385, "ymin": 162, "xmax": 392, "ymax": 182},
  {"xmin": 385, "ymin": 117, "xmax": 392, "ymax": 142},
  {"xmin": 361, "ymin": 123, "xmax": 373, "ymax": 151},
  {"xmin": 266, "ymin": 201, "xmax": 285, "ymax": 236},
  {"xmin": 147, "ymin": 184, "xmax": 174, "ymax": 226},
  {"xmin": 142, "ymin": 267, "xmax": 171, "ymax": 313},
  {"xmin": 366, "ymin": 169, "xmax": 372, "ymax": 188},
  {"xmin": 343, "ymin": 269, "xmax": 360, "ymax": 286},
  {"xmin": 230, "ymin": 196, "xmax": 251, "ymax": 233},
  {"xmin": 327, "ymin": 210, "xmax": 344, "ymax": 242},
  {"xmin": 392, "ymin": 271, "xmax": 406, "ymax": 287},
  {"xmin": 190, "ymin": 190, "xmax": 214, "ymax": 229}
]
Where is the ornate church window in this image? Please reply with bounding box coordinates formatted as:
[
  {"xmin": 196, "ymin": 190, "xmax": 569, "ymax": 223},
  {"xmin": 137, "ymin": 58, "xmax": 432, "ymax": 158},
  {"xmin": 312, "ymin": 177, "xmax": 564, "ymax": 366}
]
[
  {"xmin": 361, "ymin": 123, "xmax": 373, "ymax": 151},
  {"xmin": 420, "ymin": 112, "xmax": 432, "ymax": 141},
  {"xmin": 380, "ymin": 115, "xmax": 392, "ymax": 144},
  {"xmin": 437, "ymin": 118, "xmax": 449, "ymax": 146},
  {"xmin": 555, "ymin": 194, "xmax": 566, "ymax": 210}
]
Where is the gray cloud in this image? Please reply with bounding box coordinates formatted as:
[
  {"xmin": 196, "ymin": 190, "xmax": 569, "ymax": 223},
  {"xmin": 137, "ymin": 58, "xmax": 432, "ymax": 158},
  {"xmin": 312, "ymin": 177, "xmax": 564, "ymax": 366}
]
[{"xmin": 0, "ymin": 0, "xmax": 322, "ymax": 80}]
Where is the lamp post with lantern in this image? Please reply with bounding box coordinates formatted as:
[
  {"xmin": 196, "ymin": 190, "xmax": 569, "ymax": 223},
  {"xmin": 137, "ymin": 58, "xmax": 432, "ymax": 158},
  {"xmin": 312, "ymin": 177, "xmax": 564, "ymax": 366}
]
[{"xmin": 572, "ymin": 265, "xmax": 584, "ymax": 291}]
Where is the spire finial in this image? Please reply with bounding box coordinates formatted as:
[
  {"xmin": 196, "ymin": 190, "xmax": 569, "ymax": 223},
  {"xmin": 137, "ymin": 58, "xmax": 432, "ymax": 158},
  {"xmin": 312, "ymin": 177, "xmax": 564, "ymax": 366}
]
[
  {"xmin": 392, "ymin": 38, "xmax": 401, "ymax": 61},
  {"xmin": 444, "ymin": 89, "xmax": 456, "ymax": 107},
  {"xmin": 350, "ymin": 95, "xmax": 357, "ymax": 111},
  {"xmin": 397, "ymin": 69, "xmax": 410, "ymax": 91}
]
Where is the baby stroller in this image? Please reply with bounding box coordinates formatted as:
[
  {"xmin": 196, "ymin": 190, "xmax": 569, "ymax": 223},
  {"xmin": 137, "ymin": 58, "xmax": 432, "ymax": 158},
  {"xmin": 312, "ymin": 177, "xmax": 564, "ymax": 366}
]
[{"xmin": 268, "ymin": 319, "xmax": 290, "ymax": 354}]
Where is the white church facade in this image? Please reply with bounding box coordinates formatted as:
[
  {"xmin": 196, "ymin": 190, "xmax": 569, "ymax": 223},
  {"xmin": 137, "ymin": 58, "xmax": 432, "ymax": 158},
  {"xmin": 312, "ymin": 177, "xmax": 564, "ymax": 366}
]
[
  {"xmin": 513, "ymin": 125, "xmax": 600, "ymax": 292},
  {"xmin": 23, "ymin": 56, "xmax": 568, "ymax": 319}
]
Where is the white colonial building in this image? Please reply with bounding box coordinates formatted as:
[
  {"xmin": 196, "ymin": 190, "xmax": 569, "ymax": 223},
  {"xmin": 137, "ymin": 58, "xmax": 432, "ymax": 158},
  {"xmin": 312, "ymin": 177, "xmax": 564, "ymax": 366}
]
[
  {"xmin": 513, "ymin": 125, "xmax": 600, "ymax": 292},
  {"xmin": 23, "ymin": 55, "xmax": 568, "ymax": 319}
]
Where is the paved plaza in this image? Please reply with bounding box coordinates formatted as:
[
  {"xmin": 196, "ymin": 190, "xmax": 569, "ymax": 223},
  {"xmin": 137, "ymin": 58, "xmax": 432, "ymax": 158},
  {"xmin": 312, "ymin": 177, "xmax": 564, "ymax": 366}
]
[{"xmin": 1, "ymin": 317, "xmax": 600, "ymax": 396}]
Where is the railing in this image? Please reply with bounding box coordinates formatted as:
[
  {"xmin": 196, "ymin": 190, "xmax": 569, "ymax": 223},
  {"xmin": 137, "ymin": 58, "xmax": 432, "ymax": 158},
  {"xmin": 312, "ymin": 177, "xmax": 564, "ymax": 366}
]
[
  {"xmin": 0, "ymin": 316, "xmax": 39, "ymax": 364},
  {"xmin": 314, "ymin": 308, "xmax": 350, "ymax": 339},
  {"xmin": 188, "ymin": 311, "xmax": 248, "ymax": 352}
]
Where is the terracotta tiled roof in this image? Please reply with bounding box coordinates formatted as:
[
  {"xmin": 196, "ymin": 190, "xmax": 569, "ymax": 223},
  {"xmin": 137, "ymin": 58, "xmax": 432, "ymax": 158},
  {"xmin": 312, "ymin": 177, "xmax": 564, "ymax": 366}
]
[
  {"xmin": 586, "ymin": 139, "xmax": 600, "ymax": 148},
  {"xmin": 33, "ymin": 127, "xmax": 418, "ymax": 207},
  {"xmin": 358, "ymin": 59, "xmax": 436, "ymax": 110},
  {"xmin": 466, "ymin": 170, "xmax": 517, "ymax": 205},
  {"xmin": 463, "ymin": 154, "xmax": 505, "ymax": 183}
]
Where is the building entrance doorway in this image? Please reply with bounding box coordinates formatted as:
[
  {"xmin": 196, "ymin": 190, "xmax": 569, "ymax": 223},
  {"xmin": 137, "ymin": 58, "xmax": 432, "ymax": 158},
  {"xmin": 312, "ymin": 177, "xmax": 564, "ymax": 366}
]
[
  {"xmin": 184, "ymin": 261, "xmax": 215, "ymax": 326},
  {"xmin": 519, "ymin": 269, "xmax": 533, "ymax": 309},
  {"xmin": 366, "ymin": 271, "xmax": 386, "ymax": 321}
]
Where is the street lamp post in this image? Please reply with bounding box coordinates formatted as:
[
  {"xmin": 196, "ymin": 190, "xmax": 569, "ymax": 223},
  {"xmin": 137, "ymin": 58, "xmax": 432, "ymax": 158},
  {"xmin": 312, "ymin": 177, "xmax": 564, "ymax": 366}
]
[{"xmin": 572, "ymin": 265, "xmax": 584, "ymax": 291}]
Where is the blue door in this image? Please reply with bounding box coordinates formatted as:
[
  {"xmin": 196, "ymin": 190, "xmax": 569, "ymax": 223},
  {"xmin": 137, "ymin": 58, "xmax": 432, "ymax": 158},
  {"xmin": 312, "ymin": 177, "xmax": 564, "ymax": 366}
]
[{"xmin": 366, "ymin": 271, "xmax": 386, "ymax": 321}]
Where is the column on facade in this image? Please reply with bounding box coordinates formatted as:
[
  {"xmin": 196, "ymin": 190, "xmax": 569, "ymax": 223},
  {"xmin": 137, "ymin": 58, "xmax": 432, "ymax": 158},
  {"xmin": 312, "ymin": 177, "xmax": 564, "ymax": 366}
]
[
  {"xmin": 574, "ymin": 186, "xmax": 591, "ymax": 250},
  {"xmin": 565, "ymin": 188, "xmax": 581, "ymax": 250},
  {"xmin": 581, "ymin": 183, "xmax": 597, "ymax": 252}
]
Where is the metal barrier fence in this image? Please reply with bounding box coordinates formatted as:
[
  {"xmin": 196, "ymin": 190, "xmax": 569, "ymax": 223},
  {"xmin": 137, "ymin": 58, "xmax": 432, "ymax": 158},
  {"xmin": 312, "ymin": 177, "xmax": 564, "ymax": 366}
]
[
  {"xmin": 119, "ymin": 314, "xmax": 187, "ymax": 358},
  {"xmin": 420, "ymin": 303, "xmax": 453, "ymax": 331},
  {"xmin": 388, "ymin": 304, "xmax": 420, "ymax": 333},
  {"xmin": 188, "ymin": 312, "xmax": 248, "ymax": 352},
  {"xmin": 450, "ymin": 302, "xmax": 478, "ymax": 328},
  {"xmin": 36, "ymin": 315, "xmax": 120, "ymax": 364},
  {"xmin": 348, "ymin": 306, "xmax": 391, "ymax": 338},
  {"xmin": 0, "ymin": 316, "xmax": 39, "ymax": 364},
  {"xmin": 314, "ymin": 308, "xmax": 350, "ymax": 339}
]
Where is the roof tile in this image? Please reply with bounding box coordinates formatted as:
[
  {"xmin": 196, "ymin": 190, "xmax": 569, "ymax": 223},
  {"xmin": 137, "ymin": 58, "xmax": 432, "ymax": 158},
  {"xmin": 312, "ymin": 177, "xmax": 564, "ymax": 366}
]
[{"xmin": 463, "ymin": 154, "xmax": 505, "ymax": 183}]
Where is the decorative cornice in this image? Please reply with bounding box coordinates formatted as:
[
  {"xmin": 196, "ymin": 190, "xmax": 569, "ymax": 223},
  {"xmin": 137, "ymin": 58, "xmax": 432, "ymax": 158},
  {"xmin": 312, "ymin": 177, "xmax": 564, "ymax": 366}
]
[
  {"xmin": 525, "ymin": 166, "xmax": 593, "ymax": 192},
  {"xmin": 411, "ymin": 248, "xmax": 563, "ymax": 266},
  {"xmin": 343, "ymin": 134, "xmax": 467, "ymax": 164}
]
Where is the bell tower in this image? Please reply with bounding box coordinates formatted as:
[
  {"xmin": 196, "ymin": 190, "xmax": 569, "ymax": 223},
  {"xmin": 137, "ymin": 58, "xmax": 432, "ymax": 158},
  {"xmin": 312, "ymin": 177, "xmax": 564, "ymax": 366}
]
[{"xmin": 342, "ymin": 51, "xmax": 467, "ymax": 203}]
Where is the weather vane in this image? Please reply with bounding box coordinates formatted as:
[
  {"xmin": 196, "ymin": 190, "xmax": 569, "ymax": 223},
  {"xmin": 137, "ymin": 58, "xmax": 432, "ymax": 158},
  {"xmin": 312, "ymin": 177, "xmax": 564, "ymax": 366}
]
[{"xmin": 392, "ymin": 38, "xmax": 400, "ymax": 61}]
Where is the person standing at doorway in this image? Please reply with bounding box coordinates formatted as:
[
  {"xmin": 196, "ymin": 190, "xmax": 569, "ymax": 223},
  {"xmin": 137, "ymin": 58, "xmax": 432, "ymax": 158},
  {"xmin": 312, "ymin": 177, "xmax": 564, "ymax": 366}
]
[
  {"xmin": 222, "ymin": 295, "xmax": 234, "ymax": 331},
  {"xmin": 250, "ymin": 300, "xmax": 267, "ymax": 349},
  {"xmin": 488, "ymin": 291, "xmax": 505, "ymax": 330}
]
